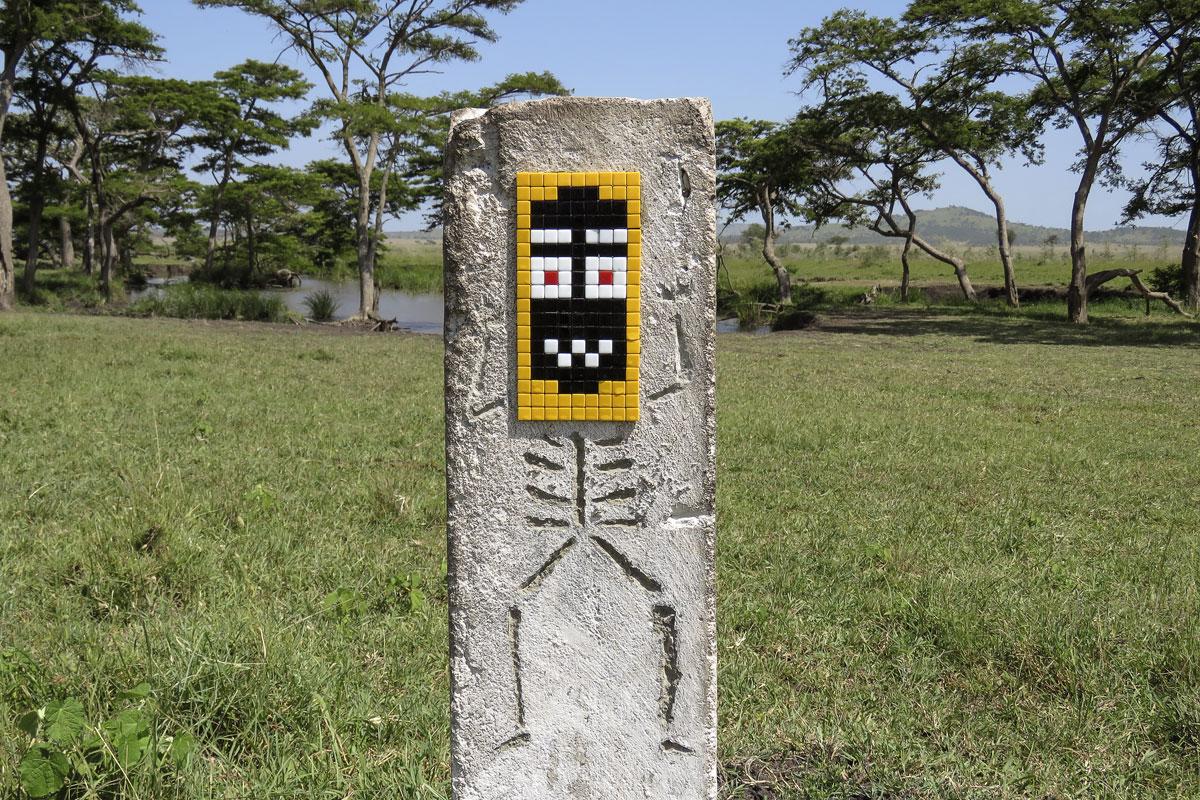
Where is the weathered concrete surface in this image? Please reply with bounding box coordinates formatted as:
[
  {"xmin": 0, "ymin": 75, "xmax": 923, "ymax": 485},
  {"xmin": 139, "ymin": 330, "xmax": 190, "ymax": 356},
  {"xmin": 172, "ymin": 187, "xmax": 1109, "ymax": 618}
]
[{"xmin": 444, "ymin": 97, "xmax": 716, "ymax": 800}]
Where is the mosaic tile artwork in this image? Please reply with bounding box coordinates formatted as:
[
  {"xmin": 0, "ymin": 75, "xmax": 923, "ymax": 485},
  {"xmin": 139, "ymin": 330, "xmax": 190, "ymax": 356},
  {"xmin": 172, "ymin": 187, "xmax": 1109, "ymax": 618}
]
[{"xmin": 515, "ymin": 171, "xmax": 641, "ymax": 422}]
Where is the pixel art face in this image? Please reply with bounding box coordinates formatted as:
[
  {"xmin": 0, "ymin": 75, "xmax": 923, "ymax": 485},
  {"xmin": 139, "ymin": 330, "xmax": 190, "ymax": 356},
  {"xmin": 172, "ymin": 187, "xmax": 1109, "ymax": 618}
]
[{"xmin": 516, "ymin": 171, "xmax": 641, "ymax": 421}]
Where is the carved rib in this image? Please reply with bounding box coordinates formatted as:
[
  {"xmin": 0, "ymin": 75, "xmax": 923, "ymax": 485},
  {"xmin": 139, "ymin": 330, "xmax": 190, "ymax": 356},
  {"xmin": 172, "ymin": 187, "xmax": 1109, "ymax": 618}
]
[
  {"xmin": 526, "ymin": 484, "xmax": 571, "ymax": 504},
  {"xmin": 525, "ymin": 516, "xmax": 569, "ymax": 528},
  {"xmin": 524, "ymin": 452, "xmax": 564, "ymax": 471},
  {"xmin": 591, "ymin": 486, "xmax": 637, "ymax": 503}
]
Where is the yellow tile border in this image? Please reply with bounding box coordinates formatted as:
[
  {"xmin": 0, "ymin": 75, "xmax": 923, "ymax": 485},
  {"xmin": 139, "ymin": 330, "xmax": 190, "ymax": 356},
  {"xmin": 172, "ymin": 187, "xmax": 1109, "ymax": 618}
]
[{"xmin": 516, "ymin": 170, "xmax": 640, "ymax": 421}]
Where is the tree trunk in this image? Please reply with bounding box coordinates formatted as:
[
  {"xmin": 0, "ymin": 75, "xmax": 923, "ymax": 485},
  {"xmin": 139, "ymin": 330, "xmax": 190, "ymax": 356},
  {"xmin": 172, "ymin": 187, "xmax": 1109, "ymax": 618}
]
[
  {"xmin": 876, "ymin": 204, "xmax": 975, "ymax": 302},
  {"xmin": 900, "ymin": 227, "xmax": 913, "ymax": 302},
  {"xmin": 119, "ymin": 236, "xmax": 133, "ymax": 275},
  {"xmin": 1067, "ymin": 157, "xmax": 1098, "ymax": 324},
  {"xmin": 911, "ymin": 234, "xmax": 975, "ymax": 301},
  {"xmin": 355, "ymin": 172, "xmax": 378, "ymax": 319},
  {"xmin": 204, "ymin": 162, "xmax": 234, "ymax": 273},
  {"xmin": 1182, "ymin": 180, "xmax": 1200, "ymax": 311},
  {"xmin": 245, "ymin": 211, "xmax": 256, "ymax": 279},
  {"xmin": 20, "ymin": 134, "xmax": 49, "ymax": 296},
  {"xmin": 943, "ymin": 150, "xmax": 1019, "ymax": 307},
  {"xmin": 0, "ymin": 154, "xmax": 13, "ymax": 310},
  {"xmin": 205, "ymin": 213, "xmax": 221, "ymax": 273},
  {"xmin": 83, "ymin": 194, "xmax": 95, "ymax": 274},
  {"xmin": 0, "ymin": 49, "xmax": 20, "ymax": 311},
  {"xmin": 990, "ymin": 191, "xmax": 1019, "ymax": 307},
  {"xmin": 21, "ymin": 200, "xmax": 43, "ymax": 296},
  {"xmin": 759, "ymin": 191, "xmax": 791, "ymax": 305},
  {"xmin": 99, "ymin": 220, "xmax": 115, "ymax": 300},
  {"xmin": 60, "ymin": 216, "xmax": 75, "ymax": 270}
]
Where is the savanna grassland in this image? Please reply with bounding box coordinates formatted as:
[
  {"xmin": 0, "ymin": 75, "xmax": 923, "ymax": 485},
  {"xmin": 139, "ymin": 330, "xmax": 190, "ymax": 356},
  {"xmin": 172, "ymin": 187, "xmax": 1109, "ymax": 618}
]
[{"xmin": 1, "ymin": 310, "xmax": 1199, "ymax": 799}]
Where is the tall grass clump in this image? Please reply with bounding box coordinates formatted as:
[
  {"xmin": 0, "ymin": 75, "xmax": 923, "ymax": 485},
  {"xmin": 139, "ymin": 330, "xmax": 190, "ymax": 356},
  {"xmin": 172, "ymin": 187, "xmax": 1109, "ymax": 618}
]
[
  {"xmin": 303, "ymin": 288, "xmax": 340, "ymax": 321},
  {"xmin": 130, "ymin": 285, "xmax": 288, "ymax": 322}
]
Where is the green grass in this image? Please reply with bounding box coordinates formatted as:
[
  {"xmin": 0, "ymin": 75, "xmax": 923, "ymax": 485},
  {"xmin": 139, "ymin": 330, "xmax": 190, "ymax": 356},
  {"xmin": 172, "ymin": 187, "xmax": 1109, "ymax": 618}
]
[
  {"xmin": 375, "ymin": 239, "xmax": 443, "ymax": 295},
  {"xmin": 2, "ymin": 310, "xmax": 1199, "ymax": 798}
]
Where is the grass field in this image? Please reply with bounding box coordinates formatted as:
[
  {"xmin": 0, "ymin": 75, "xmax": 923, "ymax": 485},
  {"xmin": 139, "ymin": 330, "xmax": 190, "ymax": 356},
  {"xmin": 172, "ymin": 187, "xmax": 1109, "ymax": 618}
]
[{"xmin": 2, "ymin": 311, "xmax": 1199, "ymax": 798}]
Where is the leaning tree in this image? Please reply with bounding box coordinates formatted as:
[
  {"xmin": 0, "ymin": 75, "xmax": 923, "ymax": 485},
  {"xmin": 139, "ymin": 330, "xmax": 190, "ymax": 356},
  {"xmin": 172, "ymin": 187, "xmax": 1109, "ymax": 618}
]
[
  {"xmin": 715, "ymin": 118, "xmax": 807, "ymax": 305},
  {"xmin": 907, "ymin": 0, "xmax": 1200, "ymax": 323},
  {"xmin": 794, "ymin": 93, "xmax": 979, "ymax": 302},
  {"xmin": 787, "ymin": 10, "xmax": 1043, "ymax": 306}
]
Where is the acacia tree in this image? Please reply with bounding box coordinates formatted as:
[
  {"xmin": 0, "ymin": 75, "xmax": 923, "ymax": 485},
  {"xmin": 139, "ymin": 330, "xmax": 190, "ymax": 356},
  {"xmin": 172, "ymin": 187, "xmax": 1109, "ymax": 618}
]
[
  {"xmin": 715, "ymin": 118, "xmax": 805, "ymax": 304},
  {"xmin": 73, "ymin": 74, "xmax": 214, "ymax": 298},
  {"xmin": 787, "ymin": 11, "xmax": 1041, "ymax": 306},
  {"xmin": 907, "ymin": 0, "xmax": 1200, "ymax": 323},
  {"xmin": 11, "ymin": 2, "xmax": 157, "ymax": 295},
  {"xmin": 1121, "ymin": 14, "xmax": 1200, "ymax": 309},
  {"xmin": 191, "ymin": 60, "xmax": 312, "ymax": 275},
  {"xmin": 797, "ymin": 93, "xmax": 979, "ymax": 302},
  {"xmin": 195, "ymin": 0, "xmax": 564, "ymax": 320}
]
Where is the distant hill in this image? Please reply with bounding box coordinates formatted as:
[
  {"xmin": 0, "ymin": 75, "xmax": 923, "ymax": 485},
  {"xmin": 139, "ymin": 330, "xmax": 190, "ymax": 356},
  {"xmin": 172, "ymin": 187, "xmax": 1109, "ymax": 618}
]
[
  {"xmin": 386, "ymin": 207, "xmax": 1183, "ymax": 248},
  {"xmin": 721, "ymin": 206, "xmax": 1184, "ymax": 248}
]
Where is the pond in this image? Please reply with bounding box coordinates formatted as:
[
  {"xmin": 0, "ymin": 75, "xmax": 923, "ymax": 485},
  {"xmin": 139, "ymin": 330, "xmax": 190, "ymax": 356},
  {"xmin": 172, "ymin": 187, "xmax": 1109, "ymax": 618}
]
[{"xmin": 130, "ymin": 276, "xmax": 444, "ymax": 333}]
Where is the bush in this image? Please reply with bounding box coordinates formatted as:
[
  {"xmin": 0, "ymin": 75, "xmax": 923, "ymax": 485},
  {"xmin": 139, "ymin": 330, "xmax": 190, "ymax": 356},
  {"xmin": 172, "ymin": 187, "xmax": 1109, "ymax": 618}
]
[
  {"xmin": 129, "ymin": 285, "xmax": 288, "ymax": 322},
  {"xmin": 303, "ymin": 289, "xmax": 340, "ymax": 321},
  {"xmin": 1148, "ymin": 262, "xmax": 1184, "ymax": 297}
]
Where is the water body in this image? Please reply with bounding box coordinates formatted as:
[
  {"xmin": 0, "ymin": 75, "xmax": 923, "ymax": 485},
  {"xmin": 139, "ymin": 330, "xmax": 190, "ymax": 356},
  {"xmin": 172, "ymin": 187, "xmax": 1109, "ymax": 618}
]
[{"xmin": 131, "ymin": 276, "xmax": 444, "ymax": 333}]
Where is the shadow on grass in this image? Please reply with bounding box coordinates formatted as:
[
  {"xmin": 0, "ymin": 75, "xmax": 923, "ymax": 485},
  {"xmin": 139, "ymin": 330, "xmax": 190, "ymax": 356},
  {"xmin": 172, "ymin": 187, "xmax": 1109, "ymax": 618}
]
[{"xmin": 815, "ymin": 306, "xmax": 1200, "ymax": 348}]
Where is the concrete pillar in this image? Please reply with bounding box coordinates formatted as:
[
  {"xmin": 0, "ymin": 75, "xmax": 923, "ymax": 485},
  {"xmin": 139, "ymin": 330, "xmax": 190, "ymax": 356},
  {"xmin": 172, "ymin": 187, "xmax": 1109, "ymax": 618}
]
[{"xmin": 443, "ymin": 97, "xmax": 716, "ymax": 800}]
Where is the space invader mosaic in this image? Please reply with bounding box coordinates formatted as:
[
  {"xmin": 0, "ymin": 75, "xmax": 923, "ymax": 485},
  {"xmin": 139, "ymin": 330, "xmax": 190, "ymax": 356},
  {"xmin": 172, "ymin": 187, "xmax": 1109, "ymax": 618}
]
[{"xmin": 515, "ymin": 171, "xmax": 642, "ymax": 422}]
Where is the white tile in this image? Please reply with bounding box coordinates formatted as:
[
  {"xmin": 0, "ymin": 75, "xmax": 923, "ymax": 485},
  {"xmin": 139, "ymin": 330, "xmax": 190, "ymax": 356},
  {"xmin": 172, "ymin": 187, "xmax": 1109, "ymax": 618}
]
[
  {"xmin": 585, "ymin": 285, "xmax": 599, "ymax": 299},
  {"xmin": 558, "ymin": 256, "xmax": 572, "ymax": 270},
  {"xmin": 531, "ymin": 256, "xmax": 544, "ymax": 269},
  {"xmin": 599, "ymin": 339, "xmax": 613, "ymax": 354},
  {"xmin": 600, "ymin": 257, "xmax": 612, "ymax": 269},
  {"xmin": 584, "ymin": 353, "xmax": 599, "ymax": 367},
  {"xmin": 559, "ymin": 229, "xmax": 572, "ymax": 242},
  {"xmin": 544, "ymin": 285, "xmax": 559, "ymax": 299},
  {"xmin": 531, "ymin": 229, "xmax": 545, "ymax": 244},
  {"xmin": 531, "ymin": 271, "xmax": 544, "ymax": 285},
  {"xmin": 531, "ymin": 285, "xmax": 545, "ymax": 299},
  {"xmin": 614, "ymin": 271, "xmax": 626, "ymax": 286},
  {"xmin": 613, "ymin": 257, "xmax": 627, "ymax": 271},
  {"xmin": 557, "ymin": 353, "xmax": 572, "ymax": 367},
  {"xmin": 544, "ymin": 229, "xmax": 557, "ymax": 244},
  {"xmin": 586, "ymin": 271, "xmax": 598, "ymax": 285},
  {"xmin": 559, "ymin": 271, "xmax": 571, "ymax": 285},
  {"xmin": 614, "ymin": 229, "xmax": 628, "ymax": 244},
  {"xmin": 599, "ymin": 285, "xmax": 613, "ymax": 299},
  {"xmin": 586, "ymin": 229, "xmax": 598, "ymax": 244},
  {"xmin": 613, "ymin": 285, "xmax": 626, "ymax": 299},
  {"xmin": 599, "ymin": 229, "xmax": 613, "ymax": 244},
  {"xmin": 544, "ymin": 338, "xmax": 559, "ymax": 354},
  {"xmin": 585, "ymin": 256, "xmax": 599, "ymax": 270},
  {"xmin": 572, "ymin": 339, "xmax": 586, "ymax": 353}
]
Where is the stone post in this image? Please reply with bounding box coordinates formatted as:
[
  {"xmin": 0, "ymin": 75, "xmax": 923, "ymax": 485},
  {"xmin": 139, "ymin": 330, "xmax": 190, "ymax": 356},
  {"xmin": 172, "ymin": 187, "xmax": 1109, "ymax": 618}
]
[{"xmin": 443, "ymin": 97, "xmax": 716, "ymax": 800}]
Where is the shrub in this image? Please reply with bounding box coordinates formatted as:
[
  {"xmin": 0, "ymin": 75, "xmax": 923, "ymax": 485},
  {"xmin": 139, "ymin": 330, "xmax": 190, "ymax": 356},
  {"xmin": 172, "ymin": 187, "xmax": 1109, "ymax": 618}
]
[{"xmin": 303, "ymin": 288, "xmax": 339, "ymax": 321}]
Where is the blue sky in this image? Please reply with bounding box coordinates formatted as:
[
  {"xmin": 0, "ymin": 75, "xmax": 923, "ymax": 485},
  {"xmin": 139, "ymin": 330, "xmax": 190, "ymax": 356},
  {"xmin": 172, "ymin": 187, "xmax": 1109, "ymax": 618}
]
[{"xmin": 138, "ymin": 0, "xmax": 1177, "ymax": 232}]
